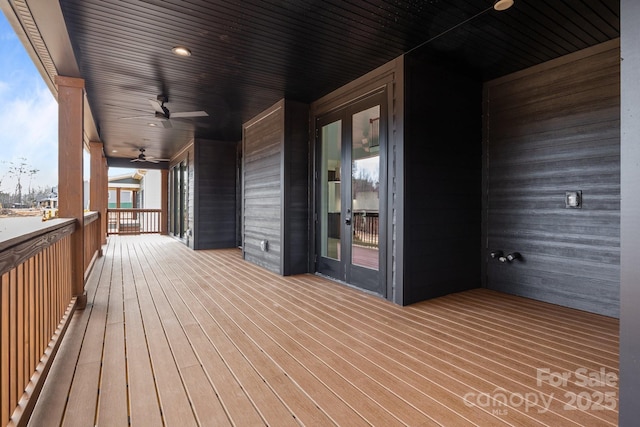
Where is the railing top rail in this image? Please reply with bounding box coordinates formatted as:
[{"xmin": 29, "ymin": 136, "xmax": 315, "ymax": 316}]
[
  {"xmin": 0, "ymin": 218, "xmax": 76, "ymax": 276},
  {"xmin": 107, "ymin": 208, "xmax": 162, "ymax": 212},
  {"xmin": 84, "ymin": 211, "xmax": 99, "ymax": 224},
  {"xmin": 0, "ymin": 218, "xmax": 76, "ymax": 251}
]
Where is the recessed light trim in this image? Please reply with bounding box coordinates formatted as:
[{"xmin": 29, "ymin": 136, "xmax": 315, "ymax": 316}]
[
  {"xmin": 148, "ymin": 123, "xmax": 158, "ymax": 127},
  {"xmin": 171, "ymin": 46, "xmax": 192, "ymax": 57},
  {"xmin": 111, "ymin": 149, "xmax": 118, "ymax": 153}
]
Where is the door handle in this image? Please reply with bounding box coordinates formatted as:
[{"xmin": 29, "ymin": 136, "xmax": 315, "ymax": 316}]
[{"xmin": 345, "ymin": 217, "xmax": 351, "ymax": 225}]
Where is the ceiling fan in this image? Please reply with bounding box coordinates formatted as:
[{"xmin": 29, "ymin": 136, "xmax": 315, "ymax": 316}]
[
  {"xmin": 130, "ymin": 148, "xmax": 169, "ymax": 163},
  {"xmin": 120, "ymin": 95, "xmax": 208, "ymax": 128}
]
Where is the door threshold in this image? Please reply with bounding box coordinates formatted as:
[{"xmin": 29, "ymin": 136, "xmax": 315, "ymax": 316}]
[{"xmin": 314, "ymin": 272, "xmax": 382, "ymax": 298}]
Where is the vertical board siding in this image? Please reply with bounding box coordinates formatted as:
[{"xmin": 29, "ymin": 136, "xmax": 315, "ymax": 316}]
[
  {"xmin": 194, "ymin": 140, "xmax": 238, "ymax": 249},
  {"xmin": 243, "ymin": 104, "xmax": 284, "ymax": 273},
  {"xmin": 484, "ymin": 40, "xmax": 620, "ymax": 317},
  {"xmin": 402, "ymin": 52, "xmax": 482, "ymax": 305}
]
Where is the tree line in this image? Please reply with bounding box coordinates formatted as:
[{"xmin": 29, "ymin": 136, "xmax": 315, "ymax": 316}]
[{"xmin": 0, "ymin": 158, "xmax": 53, "ymax": 208}]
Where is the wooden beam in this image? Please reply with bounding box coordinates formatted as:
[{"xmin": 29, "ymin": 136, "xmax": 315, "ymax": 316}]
[
  {"xmin": 55, "ymin": 75, "xmax": 86, "ymax": 309},
  {"xmin": 161, "ymin": 169, "xmax": 168, "ymax": 235}
]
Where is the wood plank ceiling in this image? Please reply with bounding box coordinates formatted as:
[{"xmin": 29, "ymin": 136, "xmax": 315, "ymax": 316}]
[{"xmin": 57, "ymin": 0, "xmax": 619, "ymax": 164}]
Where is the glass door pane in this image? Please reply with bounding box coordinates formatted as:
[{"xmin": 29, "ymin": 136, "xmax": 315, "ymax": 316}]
[
  {"xmin": 320, "ymin": 120, "xmax": 342, "ymax": 260},
  {"xmin": 351, "ymin": 106, "xmax": 380, "ymax": 270}
]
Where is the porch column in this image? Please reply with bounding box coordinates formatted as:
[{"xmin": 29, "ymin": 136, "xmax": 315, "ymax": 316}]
[
  {"xmin": 161, "ymin": 169, "xmax": 169, "ymax": 235},
  {"xmin": 55, "ymin": 76, "xmax": 86, "ymax": 309},
  {"xmin": 89, "ymin": 141, "xmax": 107, "ymax": 251},
  {"xmin": 102, "ymin": 155, "xmax": 109, "ymax": 244}
]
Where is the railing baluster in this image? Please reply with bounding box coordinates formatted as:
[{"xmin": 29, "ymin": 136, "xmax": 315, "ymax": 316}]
[
  {"xmin": 0, "ymin": 219, "xmax": 77, "ymax": 426},
  {"xmin": 106, "ymin": 208, "xmax": 162, "ymax": 235}
]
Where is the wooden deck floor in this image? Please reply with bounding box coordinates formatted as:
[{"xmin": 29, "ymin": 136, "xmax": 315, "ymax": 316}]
[{"xmin": 29, "ymin": 235, "xmax": 619, "ymax": 426}]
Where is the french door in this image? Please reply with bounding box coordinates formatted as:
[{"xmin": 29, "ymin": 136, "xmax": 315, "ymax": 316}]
[{"xmin": 316, "ymin": 92, "xmax": 386, "ymax": 295}]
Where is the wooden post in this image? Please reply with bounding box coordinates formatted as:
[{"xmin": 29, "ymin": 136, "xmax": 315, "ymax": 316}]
[
  {"xmin": 161, "ymin": 169, "xmax": 169, "ymax": 235},
  {"xmin": 55, "ymin": 76, "xmax": 86, "ymax": 309},
  {"xmin": 102, "ymin": 155, "xmax": 108, "ymax": 243},
  {"xmin": 89, "ymin": 141, "xmax": 106, "ymax": 254}
]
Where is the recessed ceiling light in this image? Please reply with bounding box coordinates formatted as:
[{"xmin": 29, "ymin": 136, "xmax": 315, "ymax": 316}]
[
  {"xmin": 494, "ymin": 0, "xmax": 514, "ymax": 11},
  {"xmin": 148, "ymin": 123, "xmax": 158, "ymax": 127},
  {"xmin": 171, "ymin": 46, "xmax": 192, "ymax": 57},
  {"xmin": 111, "ymin": 149, "xmax": 118, "ymax": 153}
]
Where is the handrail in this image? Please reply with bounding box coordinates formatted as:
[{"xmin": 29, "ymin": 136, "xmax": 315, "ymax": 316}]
[
  {"xmin": 0, "ymin": 218, "xmax": 77, "ymax": 426},
  {"xmin": 0, "ymin": 218, "xmax": 76, "ymax": 276}
]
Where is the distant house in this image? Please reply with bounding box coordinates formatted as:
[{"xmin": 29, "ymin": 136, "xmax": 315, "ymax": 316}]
[
  {"xmin": 36, "ymin": 193, "xmax": 58, "ymax": 210},
  {"xmin": 108, "ymin": 170, "xmax": 161, "ymax": 209}
]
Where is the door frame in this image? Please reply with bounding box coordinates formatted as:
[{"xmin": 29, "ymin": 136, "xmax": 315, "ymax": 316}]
[{"xmin": 313, "ymin": 90, "xmax": 388, "ymax": 296}]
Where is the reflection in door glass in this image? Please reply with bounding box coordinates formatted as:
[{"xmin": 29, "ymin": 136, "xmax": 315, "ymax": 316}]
[
  {"xmin": 321, "ymin": 121, "xmax": 341, "ymax": 260},
  {"xmin": 352, "ymin": 106, "xmax": 380, "ymax": 270}
]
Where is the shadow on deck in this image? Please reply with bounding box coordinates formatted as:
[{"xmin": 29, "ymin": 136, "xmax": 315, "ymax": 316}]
[{"xmin": 30, "ymin": 235, "xmax": 619, "ymax": 426}]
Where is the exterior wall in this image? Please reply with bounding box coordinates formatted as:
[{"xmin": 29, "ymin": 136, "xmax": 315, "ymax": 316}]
[
  {"xmin": 401, "ymin": 51, "xmax": 482, "ymax": 305},
  {"xmin": 140, "ymin": 170, "xmax": 162, "ymax": 209},
  {"xmin": 243, "ymin": 102, "xmax": 284, "ymax": 273},
  {"xmin": 620, "ymin": 0, "xmax": 640, "ymax": 422},
  {"xmin": 282, "ymin": 101, "xmax": 310, "ymax": 275},
  {"xmin": 193, "ymin": 139, "xmax": 237, "ymax": 249},
  {"xmin": 242, "ymin": 99, "xmax": 309, "ymax": 275},
  {"xmin": 483, "ymin": 40, "xmax": 620, "ymax": 317}
]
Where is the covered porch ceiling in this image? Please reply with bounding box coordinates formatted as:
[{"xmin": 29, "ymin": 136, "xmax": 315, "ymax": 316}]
[{"xmin": 2, "ymin": 0, "xmax": 619, "ymax": 167}]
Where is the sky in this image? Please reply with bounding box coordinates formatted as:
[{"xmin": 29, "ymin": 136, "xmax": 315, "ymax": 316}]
[
  {"xmin": 0, "ymin": 12, "xmax": 59, "ymax": 194},
  {"xmin": 0, "ymin": 12, "xmax": 135, "ymax": 199}
]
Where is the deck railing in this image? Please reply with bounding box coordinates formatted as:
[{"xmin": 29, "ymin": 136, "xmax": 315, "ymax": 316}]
[
  {"xmin": 352, "ymin": 211, "xmax": 379, "ymax": 246},
  {"xmin": 0, "ymin": 218, "xmax": 77, "ymax": 426},
  {"xmin": 107, "ymin": 208, "xmax": 162, "ymax": 235},
  {"xmin": 83, "ymin": 211, "xmax": 102, "ymax": 277}
]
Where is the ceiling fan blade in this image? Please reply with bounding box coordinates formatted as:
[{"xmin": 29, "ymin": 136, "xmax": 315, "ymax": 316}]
[
  {"xmin": 147, "ymin": 157, "xmax": 170, "ymax": 161},
  {"xmin": 161, "ymin": 120, "xmax": 173, "ymax": 129},
  {"xmin": 170, "ymin": 111, "xmax": 209, "ymax": 118},
  {"xmin": 148, "ymin": 98, "xmax": 165, "ymax": 114},
  {"xmin": 119, "ymin": 115, "xmax": 153, "ymax": 120}
]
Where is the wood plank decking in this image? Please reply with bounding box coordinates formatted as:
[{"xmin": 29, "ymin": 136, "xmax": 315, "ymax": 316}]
[{"xmin": 28, "ymin": 235, "xmax": 619, "ymax": 426}]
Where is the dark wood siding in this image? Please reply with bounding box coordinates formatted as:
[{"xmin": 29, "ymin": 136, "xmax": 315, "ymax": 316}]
[
  {"xmin": 282, "ymin": 101, "xmax": 310, "ymax": 275},
  {"xmin": 242, "ymin": 99, "xmax": 310, "ymax": 275},
  {"xmin": 483, "ymin": 40, "xmax": 620, "ymax": 317},
  {"xmin": 243, "ymin": 103, "xmax": 283, "ymax": 273},
  {"xmin": 193, "ymin": 139, "xmax": 238, "ymax": 250},
  {"xmin": 402, "ymin": 52, "xmax": 482, "ymax": 305}
]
